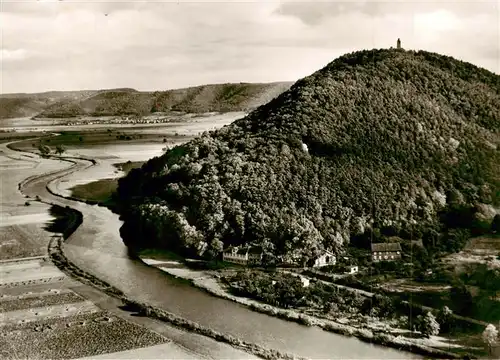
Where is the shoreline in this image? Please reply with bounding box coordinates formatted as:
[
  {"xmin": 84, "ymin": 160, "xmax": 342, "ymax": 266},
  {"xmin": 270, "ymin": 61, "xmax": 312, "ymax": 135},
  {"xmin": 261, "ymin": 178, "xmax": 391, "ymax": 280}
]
[
  {"xmin": 10, "ymin": 141, "xmax": 305, "ymax": 360},
  {"xmin": 45, "ymin": 236, "xmax": 305, "ymax": 360},
  {"xmin": 138, "ymin": 256, "xmax": 466, "ymax": 359},
  {"xmin": 8, "ymin": 137, "xmax": 467, "ymax": 359}
]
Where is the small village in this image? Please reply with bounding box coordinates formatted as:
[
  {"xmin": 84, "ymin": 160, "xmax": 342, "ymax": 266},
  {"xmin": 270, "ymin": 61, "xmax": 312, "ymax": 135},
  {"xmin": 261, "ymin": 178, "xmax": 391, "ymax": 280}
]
[
  {"xmin": 212, "ymin": 231, "xmax": 500, "ymax": 359},
  {"xmin": 33, "ymin": 110, "xmax": 233, "ymax": 127},
  {"xmin": 221, "ymin": 240, "xmax": 401, "ymax": 273}
]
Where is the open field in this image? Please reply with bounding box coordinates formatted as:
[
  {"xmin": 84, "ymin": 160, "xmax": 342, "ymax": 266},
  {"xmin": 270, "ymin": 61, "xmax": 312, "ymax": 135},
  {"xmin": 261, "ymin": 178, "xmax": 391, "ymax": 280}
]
[
  {"xmin": 463, "ymin": 235, "xmax": 500, "ymax": 256},
  {"xmin": 0, "ymin": 256, "xmax": 171, "ymax": 360},
  {"xmin": 9, "ymin": 130, "xmax": 178, "ymax": 151},
  {"xmin": 0, "ymin": 311, "xmax": 168, "ymax": 360},
  {"xmin": 0, "ymin": 144, "xmax": 67, "ymax": 258},
  {"xmin": 0, "ymin": 225, "xmax": 53, "ymax": 260},
  {"xmin": 0, "ymin": 131, "xmax": 48, "ymax": 143},
  {"xmin": 69, "ymin": 162, "xmax": 145, "ymax": 203},
  {"xmin": 0, "ymin": 291, "xmax": 84, "ymax": 312},
  {"xmin": 1, "ymin": 301, "xmax": 101, "ymax": 326},
  {"xmin": 0, "ymin": 144, "xmax": 188, "ymax": 360},
  {"xmin": 75, "ymin": 342, "xmax": 201, "ymax": 360},
  {"xmin": 70, "ymin": 178, "xmax": 119, "ymax": 203},
  {"xmin": 0, "ymin": 130, "xmax": 269, "ymax": 360}
]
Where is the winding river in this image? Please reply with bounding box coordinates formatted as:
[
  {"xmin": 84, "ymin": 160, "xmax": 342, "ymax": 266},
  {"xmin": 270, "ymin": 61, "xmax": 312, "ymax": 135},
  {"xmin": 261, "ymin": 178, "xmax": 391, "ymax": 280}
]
[{"xmin": 6, "ymin": 140, "xmax": 421, "ymax": 359}]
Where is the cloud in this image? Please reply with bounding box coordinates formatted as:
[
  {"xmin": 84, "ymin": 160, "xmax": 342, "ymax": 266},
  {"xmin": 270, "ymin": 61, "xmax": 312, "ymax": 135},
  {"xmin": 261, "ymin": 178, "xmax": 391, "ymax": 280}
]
[
  {"xmin": 1, "ymin": 0, "xmax": 498, "ymax": 93},
  {"xmin": 1, "ymin": 49, "xmax": 30, "ymax": 62},
  {"xmin": 276, "ymin": 0, "xmax": 498, "ymax": 25}
]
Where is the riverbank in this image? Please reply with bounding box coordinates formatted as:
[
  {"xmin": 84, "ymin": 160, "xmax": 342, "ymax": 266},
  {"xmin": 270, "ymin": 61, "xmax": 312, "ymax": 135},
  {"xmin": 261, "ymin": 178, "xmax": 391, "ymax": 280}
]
[
  {"xmin": 8, "ymin": 141, "xmax": 305, "ymax": 360},
  {"xmin": 7, "ymin": 134, "xmax": 470, "ymax": 359},
  {"xmin": 23, "ymin": 144, "xmax": 462, "ymax": 359},
  {"xmin": 138, "ymin": 255, "xmax": 469, "ymax": 359},
  {"xmin": 0, "ymin": 142, "xmax": 176, "ymax": 360},
  {"xmin": 46, "ymin": 235, "xmax": 304, "ymax": 360}
]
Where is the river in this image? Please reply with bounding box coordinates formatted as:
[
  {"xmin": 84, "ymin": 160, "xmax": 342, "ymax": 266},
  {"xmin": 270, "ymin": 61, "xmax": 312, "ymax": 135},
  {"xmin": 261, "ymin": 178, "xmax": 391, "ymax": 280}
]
[{"xmin": 6, "ymin": 140, "xmax": 421, "ymax": 359}]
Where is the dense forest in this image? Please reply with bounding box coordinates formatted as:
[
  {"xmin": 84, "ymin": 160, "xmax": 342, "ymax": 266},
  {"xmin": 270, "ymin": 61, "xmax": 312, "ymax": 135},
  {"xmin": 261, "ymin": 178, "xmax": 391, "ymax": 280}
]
[{"xmin": 117, "ymin": 49, "xmax": 500, "ymax": 264}]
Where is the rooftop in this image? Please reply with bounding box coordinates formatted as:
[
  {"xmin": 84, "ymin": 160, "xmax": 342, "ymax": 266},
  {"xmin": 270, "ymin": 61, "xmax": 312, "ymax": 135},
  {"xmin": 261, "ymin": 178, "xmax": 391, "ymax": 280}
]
[
  {"xmin": 371, "ymin": 242, "xmax": 402, "ymax": 252},
  {"xmin": 224, "ymin": 244, "xmax": 263, "ymax": 255}
]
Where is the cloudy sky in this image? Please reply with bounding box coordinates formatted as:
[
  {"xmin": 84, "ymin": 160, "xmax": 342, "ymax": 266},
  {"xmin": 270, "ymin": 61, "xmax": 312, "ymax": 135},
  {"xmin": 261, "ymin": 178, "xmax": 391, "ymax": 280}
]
[{"xmin": 1, "ymin": 0, "xmax": 499, "ymax": 94}]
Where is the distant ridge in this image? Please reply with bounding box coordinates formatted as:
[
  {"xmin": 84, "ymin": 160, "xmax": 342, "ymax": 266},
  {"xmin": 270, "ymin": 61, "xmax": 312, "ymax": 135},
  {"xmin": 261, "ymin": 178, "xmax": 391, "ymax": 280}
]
[{"xmin": 0, "ymin": 82, "xmax": 292, "ymax": 120}]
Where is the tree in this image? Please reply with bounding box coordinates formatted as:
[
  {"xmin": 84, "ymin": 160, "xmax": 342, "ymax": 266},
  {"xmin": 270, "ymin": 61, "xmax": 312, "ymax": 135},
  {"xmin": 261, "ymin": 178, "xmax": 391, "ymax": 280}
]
[
  {"xmin": 482, "ymin": 324, "xmax": 498, "ymax": 355},
  {"xmin": 417, "ymin": 312, "xmax": 440, "ymax": 338},
  {"xmin": 38, "ymin": 144, "xmax": 51, "ymax": 157},
  {"xmin": 437, "ymin": 306, "xmax": 454, "ymax": 333},
  {"xmin": 55, "ymin": 145, "xmax": 65, "ymax": 156},
  {"xmin": 492, "ymin": 214, "xmax": 500, "ymax": 234},
  {"xmin": 207, "ymin": 239, "xmax": 224, "ymax": 261},
  {"xmin": 450, "ymin": 284, "xmax": 473, "ymax": 315}
]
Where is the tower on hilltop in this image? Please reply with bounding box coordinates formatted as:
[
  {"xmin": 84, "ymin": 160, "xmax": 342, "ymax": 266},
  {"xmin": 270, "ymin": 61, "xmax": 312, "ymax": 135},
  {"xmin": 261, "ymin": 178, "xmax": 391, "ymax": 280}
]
[{"xmin": 397, "ymin": 38, "xmax": 401, "ymax": 49}]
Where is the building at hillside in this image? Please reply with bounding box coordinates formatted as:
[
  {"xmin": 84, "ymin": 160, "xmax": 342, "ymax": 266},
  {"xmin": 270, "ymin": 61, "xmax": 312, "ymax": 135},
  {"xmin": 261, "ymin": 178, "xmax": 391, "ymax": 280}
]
[
  {"xmin": 222, "ymin": 245, "xmax": 263, "ymax": 266},
  {"xmin": 371, "ymin": 242, "xmax": 402, "ymax": 262},
  {"xmin": 345, "ymin": 265, "xmax": 359, "ymax": 274},
  {"xmin": 310, "ymin": 250, "xmax": 336, "ymax": 267}
]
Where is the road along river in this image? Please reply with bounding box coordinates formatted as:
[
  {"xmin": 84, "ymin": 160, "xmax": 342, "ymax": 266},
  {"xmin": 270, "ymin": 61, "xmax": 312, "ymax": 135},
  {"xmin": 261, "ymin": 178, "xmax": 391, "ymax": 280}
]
[{"xmin": 5, "ymin": 141, "xmax": 421, "ymax": 360}]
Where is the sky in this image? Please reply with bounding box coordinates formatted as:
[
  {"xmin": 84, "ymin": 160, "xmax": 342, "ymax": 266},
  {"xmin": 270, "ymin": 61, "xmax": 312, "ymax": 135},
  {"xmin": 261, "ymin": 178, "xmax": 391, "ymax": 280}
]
[{"xmin": 1, "ymin": 0, "xmax": 499, "ymax": 94}]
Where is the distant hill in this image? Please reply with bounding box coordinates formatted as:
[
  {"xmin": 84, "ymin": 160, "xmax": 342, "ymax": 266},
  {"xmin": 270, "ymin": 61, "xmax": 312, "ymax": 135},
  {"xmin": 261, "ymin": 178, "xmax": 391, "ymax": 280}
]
[
  {"xmin": 0, "ymin": 83, "xmax": 292, "ymax": 119},
  {"xmin": 116, "ymin": 49, "xmax": 500, "ymax": 264},
  {"xmin": 0, "ymin": 90, "xmax": 99, "ymax": 119}
]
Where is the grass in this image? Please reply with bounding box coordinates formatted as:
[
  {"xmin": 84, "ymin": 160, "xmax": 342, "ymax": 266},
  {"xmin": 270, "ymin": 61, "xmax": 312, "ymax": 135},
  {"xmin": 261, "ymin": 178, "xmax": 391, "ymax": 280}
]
[
  {"xmin": 0, "ymin": 292, "xmax": 85, "ymax": 312},
  {"xmin": 0, "ymin": 132, "xmax": 47, "ymax": 143},
  {"xmin": 9, "ymin": 130, "xmax": 170, "ymax": 151},
  {"xmin": 113, "ymin": 161, "xmax": 145, "ymax": 174},
  {"xmin": 70, "ymin": 178, "xmax": 118, "ymax": 203},
  {"xmin": 69, "ymin": 161, "xmax": 144, "ymax": 204},
  {"xmin": 464, "ymin": 234, "xmax": 500, "ymax": 254},
  {"xmin": 0, "ymin": 311, "xmax": 167, "ymax": 360}
]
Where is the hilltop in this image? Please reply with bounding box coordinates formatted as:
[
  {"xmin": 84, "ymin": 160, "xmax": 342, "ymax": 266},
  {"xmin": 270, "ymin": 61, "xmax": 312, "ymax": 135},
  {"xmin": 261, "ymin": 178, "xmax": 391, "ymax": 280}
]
[
  {"xmin": 0, "ymin": 83, "xmax": 292, "ymax": 119},
  {"xmin": 116, "ymin": 49, "xmax": 500, "ymax": 264}
]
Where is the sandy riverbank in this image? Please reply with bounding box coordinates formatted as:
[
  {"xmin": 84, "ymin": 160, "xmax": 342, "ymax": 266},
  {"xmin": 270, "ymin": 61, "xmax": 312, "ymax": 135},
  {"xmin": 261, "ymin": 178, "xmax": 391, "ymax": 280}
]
[
  {"xmin": 139, "ymin": 257, "xmax": 467, "ymax": 359},
  {"xmin": 4, "ymin": 137, "xmax": 301, "ymax": 360},
  {"xmin": 3, "ymin": 130, "xmax": 472, "ymax": 359},
  {"xmin": 2, "ymin": 140, "xmax": 263, "ymax": 360}
]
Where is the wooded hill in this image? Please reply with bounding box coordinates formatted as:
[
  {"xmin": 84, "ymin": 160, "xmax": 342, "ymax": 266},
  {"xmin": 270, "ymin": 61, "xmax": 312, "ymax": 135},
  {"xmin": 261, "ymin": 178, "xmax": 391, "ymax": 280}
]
[
  {"xmin": 116, "ymin": 49, "xmax": 500, "ymax": 264},
  {"xmin": 0, "ymin": 83, "xmax": 291, "ymax": 119}
]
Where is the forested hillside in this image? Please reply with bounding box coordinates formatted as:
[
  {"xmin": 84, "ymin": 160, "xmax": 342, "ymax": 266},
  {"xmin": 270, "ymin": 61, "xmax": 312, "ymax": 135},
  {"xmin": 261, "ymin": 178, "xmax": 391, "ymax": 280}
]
[
  {"xmin": 0, "ymin": 90, "xmax": 98, "ymax": 119},
  {"xmin": 117, "ymin": 49, "xmax": 500, "ymax": 264},
  {"xmin": 0, "ymin": 83, "xmax": 291, "ymax": 119}
]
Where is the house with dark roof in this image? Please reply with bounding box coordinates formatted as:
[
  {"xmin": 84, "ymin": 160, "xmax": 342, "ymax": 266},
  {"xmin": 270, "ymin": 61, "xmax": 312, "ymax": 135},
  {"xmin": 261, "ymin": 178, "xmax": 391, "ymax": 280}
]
[
  {"xmin": 371, "ymin": 242, "xmax": 402, "ymax": 262},
  {"xmin": 222, "ymin": 244, "xmax": 263, "ymax": 265}
]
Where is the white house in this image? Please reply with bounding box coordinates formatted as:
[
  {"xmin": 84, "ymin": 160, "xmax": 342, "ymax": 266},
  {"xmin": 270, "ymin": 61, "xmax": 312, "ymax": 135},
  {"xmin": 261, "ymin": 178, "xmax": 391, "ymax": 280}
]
[
  {"xmin": 299, "ymin": 275, "xmax": 310, "ymax": 287},
  {"xmin": 222, "ymin": 245, "xmax": 263, "ymax": 266},
  {"xmin": 311, "ymin": 250, "xmax": 336, "ymax": 268},
  {"xmin": 346, "ymin": 265, "xmax": 358, "ymax": 275}
]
